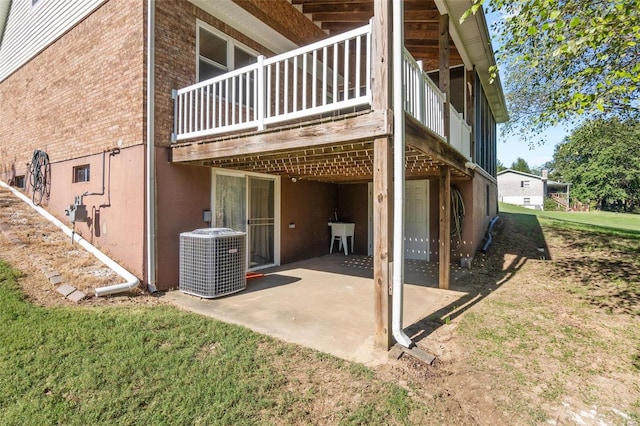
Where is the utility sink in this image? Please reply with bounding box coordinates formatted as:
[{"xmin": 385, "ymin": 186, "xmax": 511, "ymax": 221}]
[{"xmin": 328, "ymin": 222, "xmax": 355, "ymax": 255}]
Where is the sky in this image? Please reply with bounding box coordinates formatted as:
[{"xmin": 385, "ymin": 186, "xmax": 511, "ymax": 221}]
[
  {"xmin": 484, "ymin": 10, "xmax": 570, "ymax": 169},
  {"xmin": 497, "ymin": 124, "xmax": 569, "ymax": 168}
]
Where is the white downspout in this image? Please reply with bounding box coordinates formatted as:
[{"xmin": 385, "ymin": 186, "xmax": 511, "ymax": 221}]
[
  {"xmin": 392, "ymin": 0, "xmax": 413, "ymax": 348},
  {"xmin": 145, "ymin": 0, "xmax": 157, "ymax": 293},
  {"xmin": 0, "ymin": 180, "xmax": 139, "ymax": 296}
]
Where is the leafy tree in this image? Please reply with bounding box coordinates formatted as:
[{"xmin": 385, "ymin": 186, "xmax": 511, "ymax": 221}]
[
  {"xmin": 497, "ymin": 159, "xmax": 506, "ymax": 172},
  {"xmin": 553, "ymin": 118, "xmax": 640, "ymax": 211},
  {"xmin": 530, "ymin": 160, "xmax": 556, "ymax": 179},
  {"xmin": 463, "ymin": 0, "xmax": 640, "ymax": 144},
  {"xmin": 510, "ymin": 157, "xmax": 532, "ymax": 174}
]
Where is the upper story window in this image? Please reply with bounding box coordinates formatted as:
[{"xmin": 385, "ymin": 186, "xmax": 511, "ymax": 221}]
[
  {"xmin": 521, "ymin": 180, "xmax": 530, "ymax": 188},
  {"xmin": 197, "ymin": 21, "xmax": 258, "ymax": 82}
]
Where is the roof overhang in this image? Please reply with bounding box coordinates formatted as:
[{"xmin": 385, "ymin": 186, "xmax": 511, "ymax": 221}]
[
  {"xmin": 434, "ymin": 0, "xmax": 509, "ymax": 123},
  {"xmin": 188, "ymin": 0, "xmax": 298, "ymax": 54}
]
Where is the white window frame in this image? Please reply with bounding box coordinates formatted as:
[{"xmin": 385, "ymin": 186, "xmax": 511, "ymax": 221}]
[
  {"xmin": 196, "ymin": 20, "xmax": 259, "ymax": 82},
  {"xmin": 523, "ymin": 197, "xmax": 531, "ymax": 205},
  {"xmin": 522, "ymin": 180, "xmax": 530, "ymax": 188},
  {"xmin": 73, "ymin": 165, "xmax": 90, "ymax": 183}
]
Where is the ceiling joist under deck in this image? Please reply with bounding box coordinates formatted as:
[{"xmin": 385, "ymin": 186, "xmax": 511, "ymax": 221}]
[
  {"xmin": 285, "ymin": 0, "xmax": 463, "ymax": 68},
  {"xmin": 171, "ymin": 111, "xmax": 472, "ymax": 184},
  {"xmin": 188, "ymin": 143, "xmax": 469, "ymax": 183}
]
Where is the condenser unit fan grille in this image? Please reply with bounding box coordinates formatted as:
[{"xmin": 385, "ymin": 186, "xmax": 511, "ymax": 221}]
[{"xmin": 179, "ymin": 228, "xmax": 246, "ymax": 298}]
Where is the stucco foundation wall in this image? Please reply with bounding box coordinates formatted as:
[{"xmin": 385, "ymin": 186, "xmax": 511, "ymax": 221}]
[
  {"xmin": 502, "ymin": 195, "xmax": 543, "ymax": 209},
  {"xmin": 155, "ymin": 153, "xmax": 212, "ymax": 290},
  {"xmin": 465, "ymin": 172, "xmax": 498, "ymax": 259},
  {"xmin": 53, "ymin": 146, "xmax": 145, "ymax": 277},
  {"xmin": 429, "ymin": 171, "xmax": 497, "ymax": 264},
  {"xmin": 429, "ymin": 179, "xmax": 439, "ymax": 260},
  {"xmin": 280, "ymin": 179, "xmax": 337, "ymax": 264},
  {"xmin": 0, "ymin": 146, "xmax": 146, "ymax": 279}
]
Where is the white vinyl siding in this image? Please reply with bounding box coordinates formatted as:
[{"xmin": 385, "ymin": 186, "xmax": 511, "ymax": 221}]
[
  {"xmin": 502, "ymin": 196, "xmax": 543, "ymax": 210},
  {"xmin": 0, "ymin": 0, "xmax": 105, "ymax": 83}
]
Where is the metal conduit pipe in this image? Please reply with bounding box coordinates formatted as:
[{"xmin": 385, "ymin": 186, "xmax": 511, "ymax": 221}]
[
  {"xmin": 391, "ymin": 0, "xmax": 413, "ymax": 349},
  {"xmin": 83, "ymin": 149, "xmax": 118, "ymax": 199},
  {"xmin": 0, "ymin": 180, "xmax": 140, "ymax": 297}
]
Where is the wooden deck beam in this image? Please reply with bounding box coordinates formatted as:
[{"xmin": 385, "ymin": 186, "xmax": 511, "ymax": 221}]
[
  {"xmin": 171, "ymin": 110, "xmax": 391, "ymax": 163},
  {"xmin": 404, "ymin": 114, "xmax": 470, "ymax": 178}
]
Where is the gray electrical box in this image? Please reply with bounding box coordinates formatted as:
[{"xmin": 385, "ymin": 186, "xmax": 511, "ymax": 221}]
[{"xmin": 65, "ymin": 196, "xmax": 88, "ymax": 223}]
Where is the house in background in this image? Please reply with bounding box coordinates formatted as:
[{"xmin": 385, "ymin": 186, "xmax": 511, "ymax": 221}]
[
  {"xmin": 497, "ymin": 169, "xmax": 571, "ymax": 210},
  {"xmin": 0, "ymin": 0, "xmax": 507, "ymax": 349}
]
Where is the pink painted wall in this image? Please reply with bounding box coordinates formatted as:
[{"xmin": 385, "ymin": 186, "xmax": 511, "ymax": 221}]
[
  {"xmin": 154, "ymin": 148, "xmax": 212, "ymax": 290},
  {"xmin": 6, "ymin": 146, "xmax": 146, "ymax": 279},
  {"xmin": 430, "ymin": 172, "xmax": 498, "ymax": 263}
]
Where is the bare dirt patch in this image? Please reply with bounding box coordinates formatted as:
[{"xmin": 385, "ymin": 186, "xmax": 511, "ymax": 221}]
[
  {"xmin": 377, "ymin": 212, "xmax": 640, "ymax": 424},
  {"xmin": 0, "ymin": 186, "xmax": 162, "ymax": 308}
]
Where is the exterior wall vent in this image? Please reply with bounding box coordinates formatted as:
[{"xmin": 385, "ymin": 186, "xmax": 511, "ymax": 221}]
[{"xmin": 179, "ymin": 228, "xmax": 246, "ymax": 298}]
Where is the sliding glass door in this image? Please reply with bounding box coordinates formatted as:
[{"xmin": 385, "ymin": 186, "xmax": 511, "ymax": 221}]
[
  {"xmin": 248, "ymin": 177, "xmax": 275, "ymax": 268},
  {"xmin": 214, "ymin": 174, "xmax": 246, "ymax": 231},
  {"xmin": 213, "ymin": 171, "xmax": 279, "ymax": 270}
]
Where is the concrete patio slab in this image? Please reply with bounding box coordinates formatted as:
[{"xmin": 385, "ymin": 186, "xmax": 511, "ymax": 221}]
[{"xmin": 164, "ymin": 254, "xmax": 469, "ymax": 366}]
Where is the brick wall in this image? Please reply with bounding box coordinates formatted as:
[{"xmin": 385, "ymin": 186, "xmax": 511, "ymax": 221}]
[{"xmin": 0, "ymin": 0, "xmax": 145, "ymax": 175}]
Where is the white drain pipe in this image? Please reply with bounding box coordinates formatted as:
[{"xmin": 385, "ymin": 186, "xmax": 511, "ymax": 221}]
[
  {"xmin": 145, "ymin": 0, "xmax": 158, "ymax": 293},
  {"xmin": 391, "ymin": 0, "xmax": 413, "ymax": 348},
  {"xmin": 0, "ymin": 180, "xmax": 139, "ymax": 297}
]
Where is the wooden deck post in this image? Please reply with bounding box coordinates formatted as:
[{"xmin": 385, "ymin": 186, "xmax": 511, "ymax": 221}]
[
  {"xmin": 439, "ymin": 165, "xmax": 451, "ymax": 289},
  {"xmin": 438, "ymin": 13, "xmax": 452, "ymax": 290},
  {"xmin": 373, "ymin": 136, "xmax": 394, "ymax": 349},
  {"xmin": 439, "ymin": 14, "xmax": 450, "ymax": 141},
  {"xmin": 372, "ymin": 0, "xmax": 393, "ymax": 350}
]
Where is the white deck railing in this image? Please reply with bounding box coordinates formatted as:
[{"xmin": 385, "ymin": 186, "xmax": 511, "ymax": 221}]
[
  {"xmin": 449, "ymin": 105, "xmax": 472, "ymax": 160},
  {"xmin": 172, "ymin": 24, "xmax": 471, "ymax": 161},
  {"xmin": 173, "ymin": 24, "xmax": 372, "ymax": 141},
  {"xmin": 402, "ymin": 48, "xmax": 446, "ymax": 139}
]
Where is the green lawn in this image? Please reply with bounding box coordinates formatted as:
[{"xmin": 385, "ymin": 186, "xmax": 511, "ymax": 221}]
[
  {"xmin": 499, "ymin": 202, "xmax": 640, "ymax": 236},
  {"xmin": 0, "ymin": 261, "xmax": 417, "ymax": 425}
]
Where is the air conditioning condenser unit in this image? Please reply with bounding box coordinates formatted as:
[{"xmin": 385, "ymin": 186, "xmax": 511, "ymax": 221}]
[{"xmin": 179, "ymin": 228, "xmax": 246, "ymax": 298}]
